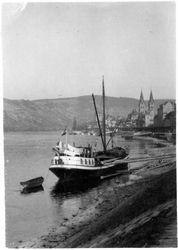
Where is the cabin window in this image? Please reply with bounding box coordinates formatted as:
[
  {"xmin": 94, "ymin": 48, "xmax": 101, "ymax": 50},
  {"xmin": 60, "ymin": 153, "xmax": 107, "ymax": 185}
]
[
  {"xmin": 89, "ymin": 160, "xmax": 91, "ymax": 165},
  {"xmin": 85, "ymin": 159, "xmax": 87, "ymax": 164},
  {"xmin": 80, "ymin": 159, "xmax": 83, "ymax": 164}
]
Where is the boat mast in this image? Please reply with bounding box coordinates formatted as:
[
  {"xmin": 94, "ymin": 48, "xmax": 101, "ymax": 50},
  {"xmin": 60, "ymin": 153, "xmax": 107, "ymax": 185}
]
[
  {"xmin": 102, "ymin": 76, "xmax": 106, "ymax": 152},
  {"xmin": 92, "ymin": 93, "xmax": 105, "ymax": 151}
]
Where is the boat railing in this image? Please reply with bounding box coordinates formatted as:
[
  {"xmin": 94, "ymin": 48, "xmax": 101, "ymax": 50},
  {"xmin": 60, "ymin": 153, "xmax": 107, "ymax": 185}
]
[{"xmin": 51, "ymin": 158, "xmax": 63, "ymax": 165}]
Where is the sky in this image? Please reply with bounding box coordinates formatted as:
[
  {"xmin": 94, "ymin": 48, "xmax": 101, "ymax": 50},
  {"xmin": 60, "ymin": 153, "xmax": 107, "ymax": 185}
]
[{"xmin": 2, "ymin": 2, "xmax": 176, "ymax": 100}]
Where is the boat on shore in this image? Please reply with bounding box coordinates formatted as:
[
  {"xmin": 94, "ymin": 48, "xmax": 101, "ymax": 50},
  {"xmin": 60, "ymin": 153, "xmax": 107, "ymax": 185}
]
[
  {"xmin": 49, "ymin": 77, "xmax": 128, "ymax": 182},
  {"xmin": 20, "ymin": 176, "xmax": 44, "ymax": 189}
]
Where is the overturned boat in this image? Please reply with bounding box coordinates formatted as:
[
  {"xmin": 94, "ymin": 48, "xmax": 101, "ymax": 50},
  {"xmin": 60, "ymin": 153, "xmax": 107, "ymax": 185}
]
[{"xmin": 49, "ymin": 77, "xmax": 128, "ymax": 182}]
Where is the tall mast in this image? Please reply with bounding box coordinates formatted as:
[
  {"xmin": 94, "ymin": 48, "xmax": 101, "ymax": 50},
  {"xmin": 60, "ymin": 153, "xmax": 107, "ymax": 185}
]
[
  {"xmin": 102, "ymin": 76, "xmax": 106, "ymax": 152},
  {"xmin": 92, "ymin": 94, "xmax": 105, "ymax": 150}
]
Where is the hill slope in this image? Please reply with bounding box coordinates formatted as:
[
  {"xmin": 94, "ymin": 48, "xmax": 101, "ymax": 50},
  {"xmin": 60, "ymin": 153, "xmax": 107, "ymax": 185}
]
[{"xmin": 3, "ymin": 96, "xmax": 172, "ymax": 131}]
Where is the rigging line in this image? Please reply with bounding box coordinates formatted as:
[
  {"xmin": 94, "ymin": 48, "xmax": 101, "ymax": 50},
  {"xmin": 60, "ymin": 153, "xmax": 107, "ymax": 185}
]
[
  {"xmin": 106, "ymin": 127, "xmax": 117, "ymax": 148},
  {"xmin": 92, "ymin": 93, "xmax": 105, "ymax": 151}
]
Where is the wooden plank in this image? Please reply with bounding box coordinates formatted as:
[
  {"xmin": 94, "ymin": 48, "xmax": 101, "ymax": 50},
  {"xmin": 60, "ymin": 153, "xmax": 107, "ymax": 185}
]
[{"xmin": 103, "ymin": 154, "xmax": 176, "ymax": 165}]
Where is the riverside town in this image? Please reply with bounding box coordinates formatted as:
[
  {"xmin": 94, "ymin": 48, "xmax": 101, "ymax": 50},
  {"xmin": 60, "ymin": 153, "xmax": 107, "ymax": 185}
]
[
  {"xmin": 4, "ymin": 79, "xmax": 176, "ymax": 248},
  {"xmin": 78, "ymin": 90, "xmax": 176, "ymax": 143},
  {"xmin": 3, "ymin": 2, "xmax": 176, "ymax": 249}
]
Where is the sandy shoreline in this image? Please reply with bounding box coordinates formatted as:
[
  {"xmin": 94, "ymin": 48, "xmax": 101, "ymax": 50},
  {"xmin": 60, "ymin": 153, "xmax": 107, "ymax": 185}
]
[{"xmin": 16, "ymin": 142, "xmax": 176, "ymax": 248}]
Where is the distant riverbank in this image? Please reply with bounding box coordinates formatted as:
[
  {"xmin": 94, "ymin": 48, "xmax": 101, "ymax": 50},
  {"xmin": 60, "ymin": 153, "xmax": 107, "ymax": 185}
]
[
  {"xmin": 132, "ymin": 135, "xmax": 175, "ymax": 147},
  {"xmin": 4, "ymin": 97, "xmax": 172, "ymax": 132},
  {"xmin": 18, "ymin": 143, "xmax": 176, "ymax": 248}
]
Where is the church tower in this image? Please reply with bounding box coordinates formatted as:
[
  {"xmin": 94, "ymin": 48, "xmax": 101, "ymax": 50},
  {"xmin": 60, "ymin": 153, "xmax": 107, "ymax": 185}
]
[
  {"xmin": 148, "ymin": 90, "xmax": 154, "ymax": 112},
  {"xmin": 138, "ymin": 90, "xmax": 145, "ymax": 114},
  {"xmin": 148, "ymin": 90, "xmax": 154, "ymax": 125}
]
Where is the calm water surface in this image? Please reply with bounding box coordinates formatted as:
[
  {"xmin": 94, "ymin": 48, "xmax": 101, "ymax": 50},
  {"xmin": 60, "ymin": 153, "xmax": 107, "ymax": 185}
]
[{"xmin": 4, "ymin": 131, "xmax": 162, "ymax": 246}]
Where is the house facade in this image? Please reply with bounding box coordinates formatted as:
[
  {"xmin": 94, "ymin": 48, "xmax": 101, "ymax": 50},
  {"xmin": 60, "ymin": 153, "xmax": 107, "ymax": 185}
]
[{"xmin": 154, "ymin": 101, "xmax": 176, "ymax": 128}]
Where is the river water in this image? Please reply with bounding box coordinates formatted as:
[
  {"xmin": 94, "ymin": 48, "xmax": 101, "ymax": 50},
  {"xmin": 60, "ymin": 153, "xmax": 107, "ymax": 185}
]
[{"xmin": 4, "ymin": 131, "xmax": 163, "ymax": 246}]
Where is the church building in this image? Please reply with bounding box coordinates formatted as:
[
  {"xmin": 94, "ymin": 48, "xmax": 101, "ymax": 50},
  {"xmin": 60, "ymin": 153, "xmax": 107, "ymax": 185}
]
[{"xmin": 137, "ymin": 90, "xmax": 155, "ymax": 127}]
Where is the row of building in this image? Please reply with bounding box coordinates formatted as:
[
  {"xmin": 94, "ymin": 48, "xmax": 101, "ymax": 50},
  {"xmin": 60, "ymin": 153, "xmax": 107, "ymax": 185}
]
[
  {"xmin": 127, "ymin": 90, "xmax": 176, "ymax": 129},
  {"xmin": 85, "ymin": 91, "xmax": 176, "ymax": 131}
]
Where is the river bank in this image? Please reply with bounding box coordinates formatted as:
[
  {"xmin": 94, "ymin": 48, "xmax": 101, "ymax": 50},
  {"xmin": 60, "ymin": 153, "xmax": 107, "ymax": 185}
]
[
  {"xmin": 132, "ymin": 134, "xmax": 175, "ymax": 147},
  {"xmin": 17, "ymin": 142, "xmax": 176, "ymax": 248}
]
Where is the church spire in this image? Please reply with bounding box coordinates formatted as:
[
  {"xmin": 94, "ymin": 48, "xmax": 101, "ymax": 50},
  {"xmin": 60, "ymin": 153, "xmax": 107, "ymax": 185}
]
[
  {"xmin": 138, "ymin": 90, "xmax": 145, "ymax": 114},
  {"xmin": 139, "ymin": 90, "xmax": 144, "ymax": 103},
  {"xmin": 148, "ymin": 90, "xmax": 154, "ymax": 112},
  {"xmin": 149, "ymin": 90, "xmax": 154, "ymax": 104}
]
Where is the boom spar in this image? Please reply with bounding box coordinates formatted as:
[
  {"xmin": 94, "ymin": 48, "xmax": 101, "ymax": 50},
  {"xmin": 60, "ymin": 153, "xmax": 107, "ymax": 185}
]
[{"xmin": 92, "ymin": 93, "xmax": 105, "ymax": 151}]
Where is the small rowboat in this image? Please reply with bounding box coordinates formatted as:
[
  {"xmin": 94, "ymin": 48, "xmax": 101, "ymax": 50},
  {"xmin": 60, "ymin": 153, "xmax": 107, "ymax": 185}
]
[{"xmin": 20, "ymin": 176, "xmax": 44, "ymax": 189}]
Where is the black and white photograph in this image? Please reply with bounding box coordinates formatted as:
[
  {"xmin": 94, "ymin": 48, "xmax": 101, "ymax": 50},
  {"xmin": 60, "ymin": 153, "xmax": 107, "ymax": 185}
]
[{"xmin": 2, "ymin": 1, "xmax": 176, "ymax": 248}]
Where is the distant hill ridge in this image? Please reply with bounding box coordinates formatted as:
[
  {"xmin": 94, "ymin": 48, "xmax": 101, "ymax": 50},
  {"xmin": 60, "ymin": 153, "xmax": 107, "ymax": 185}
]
[{"xmin": 3, "ymin": 96, "xmax": 174, "ymax": 131}]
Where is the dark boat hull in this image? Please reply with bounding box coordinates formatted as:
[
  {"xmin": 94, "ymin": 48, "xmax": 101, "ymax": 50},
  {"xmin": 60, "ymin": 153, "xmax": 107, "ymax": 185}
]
[
  {"xmin": 50, "ymin": 162, "xmax": 128, "ymax": 182},
  {"xmin": 20, "ymin": 176, "xmax": 44, "ymax": 189}
]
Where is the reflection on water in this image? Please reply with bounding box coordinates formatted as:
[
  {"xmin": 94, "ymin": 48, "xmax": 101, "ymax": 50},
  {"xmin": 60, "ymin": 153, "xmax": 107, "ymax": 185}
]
[
  {"xmin": 4, "ymin": 132, "xmax": 165, "ymax": 246},
  {"xmin": 51, "ymin": 178, "xmax": 100, "ymax": 197},
  {"xmin": 49, "ymin": 173, "xmax": 131, "ymax": 225},
  {"xmin": 21, "ymin": 186, "xmax": 44, "ymax": 195},
  {"xmin": 48, "ymin": 178, "xmax": 105, "ymax": 225}
]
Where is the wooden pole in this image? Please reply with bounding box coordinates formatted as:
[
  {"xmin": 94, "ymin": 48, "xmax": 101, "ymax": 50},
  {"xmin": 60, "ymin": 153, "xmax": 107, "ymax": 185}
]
[
  {"xmin": 92, "ymin": 93, "xmax": 105, "ymax": 151},
  {"xmin": 102, "ymin": 76, "xmax": 106, "ymax": 152}
]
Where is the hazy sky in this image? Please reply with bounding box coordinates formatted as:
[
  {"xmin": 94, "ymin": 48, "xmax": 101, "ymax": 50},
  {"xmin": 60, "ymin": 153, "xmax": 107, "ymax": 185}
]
[{"xmin": 2, "ymin": 2, "xmax": 176, "ymax": 100}]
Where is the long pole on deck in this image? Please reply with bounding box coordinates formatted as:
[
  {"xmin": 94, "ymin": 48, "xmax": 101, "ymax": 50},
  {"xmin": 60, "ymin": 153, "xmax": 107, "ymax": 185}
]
[
  {"xmin": 102, "ymin": 76, "xmax": 106, "ymax": 152},
  {"xmin": 66, "ymin": 132, "xmax": 67, "ymax": 147},
  {"xmin": 92, "ymin": 93, "xmax": 105, "ymax": 151},
  {"xmin": 65, "ymin": 130, "xmax": 68, "ymax": 156}
]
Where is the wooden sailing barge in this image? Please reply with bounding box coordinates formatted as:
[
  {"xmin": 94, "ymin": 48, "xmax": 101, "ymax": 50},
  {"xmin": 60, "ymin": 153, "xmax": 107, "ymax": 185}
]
[{"xmin": 49, "ymin": 77, "xmax": 128, "ymax": 182}]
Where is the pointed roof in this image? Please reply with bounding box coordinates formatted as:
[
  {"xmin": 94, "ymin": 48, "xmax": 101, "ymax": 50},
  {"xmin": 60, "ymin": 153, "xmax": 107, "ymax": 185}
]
[
  {"xmin": 139, "ymin": 90, "xmax": 144, "ymax": 103},
  {"xmin": 148, "ymin": 90, "xmax": 154, "ymax": 104}
]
